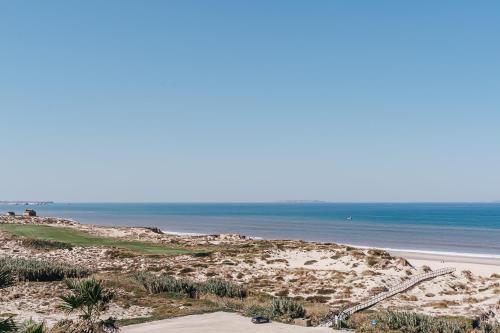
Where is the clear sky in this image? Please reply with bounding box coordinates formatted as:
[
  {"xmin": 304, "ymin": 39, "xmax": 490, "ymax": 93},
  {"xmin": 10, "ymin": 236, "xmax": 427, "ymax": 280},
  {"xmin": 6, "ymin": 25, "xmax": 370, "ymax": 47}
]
[{"xmin": 1, "ymin": 1, "xmax": 499, "ymax": 202}]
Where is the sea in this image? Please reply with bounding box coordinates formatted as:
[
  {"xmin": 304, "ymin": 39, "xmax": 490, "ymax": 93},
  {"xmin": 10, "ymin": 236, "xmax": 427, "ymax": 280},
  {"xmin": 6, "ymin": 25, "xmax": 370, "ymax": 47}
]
[{"xmin": 1, "ymin": 202, "xmax": 500, "ymax": 257}]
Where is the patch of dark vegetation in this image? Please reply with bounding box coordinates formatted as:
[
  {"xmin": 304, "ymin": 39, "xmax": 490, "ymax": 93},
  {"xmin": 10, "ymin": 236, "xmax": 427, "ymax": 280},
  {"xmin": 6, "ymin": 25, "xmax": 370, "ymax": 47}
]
[
  {"xmin": 266, "ymin": 259, "xmax": 289, "ymax": 265},
  {"xmin": 316, "ymin": 288, "xmax": 335, "ymax": 295},
  {"xmin": 367, "ymin": 249, "xmax": 391, "ymax": 258},
  {"xmin": 275, "ymin": 289, "xmax": 289, "ymax": 297},
  {"xmin": 366, "ymin": 256, "xmax": 379, "ymax": 267},
  {"xmin": 305, "ymin": 295, "xmax": 330, "ymax": 303},
  {"xmin": 179, "ymin": 267, "xmax": 195, "ymax": 274},
  {"xmin": 245, "ymin": 297, "xmax": 306, "ymax": 323},
  {"xmin": 369, "ymin": 286, "xmax": 389, "ymax": 296},
  {"xmin": 20, "ymin": 238, "xmax": 73, "ymax": 250},
  {"xmin": 0, "ymin": 268, "xmax": 13, "ymax": 288},
  {"xmin": 0, "ymin": 257, "xmax": 90, "ymax": 282},
  {"xmin": 348, "ymin": 311, "xmax": 486, "ymax": 333},
  {"xmin": 134, "ymin": 272, "xmax": 247, "ymax": 299},
  {"xmin": 105, "ymin": 248, "xmax": 137, "ymax": 259},
  {"xmin": 143, "ymin": 227, "xmax": 164, "ymax": 234},
  {"xmin": 270, "ymin": 297, "xmax": 306, "ymax": 321}
]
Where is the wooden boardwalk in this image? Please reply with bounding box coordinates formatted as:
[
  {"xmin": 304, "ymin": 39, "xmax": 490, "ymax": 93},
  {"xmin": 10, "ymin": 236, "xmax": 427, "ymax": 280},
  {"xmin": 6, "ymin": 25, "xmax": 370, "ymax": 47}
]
[{"xmin": 319, "ymin": 267, "xmax": 456, "ymax": 327}]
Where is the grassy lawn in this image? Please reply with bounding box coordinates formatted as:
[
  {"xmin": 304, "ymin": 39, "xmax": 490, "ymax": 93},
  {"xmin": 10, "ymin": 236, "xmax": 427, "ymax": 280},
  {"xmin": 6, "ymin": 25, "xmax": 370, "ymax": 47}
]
[{"xmin": 0, "ymin": 224, "xmax": 198, "ymax": 256}]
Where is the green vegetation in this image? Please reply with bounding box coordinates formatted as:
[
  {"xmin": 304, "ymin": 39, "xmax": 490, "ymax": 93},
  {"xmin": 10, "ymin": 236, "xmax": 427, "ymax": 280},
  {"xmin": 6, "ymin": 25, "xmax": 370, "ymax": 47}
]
[
  {"xmin": 0, "ymin": 318, "xmax": 47, "ymax": 333},
  {"xmin": 134, "ymin": 272, "xmax": 198, "ymax": 297},
  {"xmin": 0, "ymin": 257, "xmax": 89, "ymax": 282},
  {"xmin": 352, "ymin": 311, "xmax": 475, "ymax": 333},
  {"xmin": 270, "ymin": 297, "xmax": 306, "ymax": 320},
  {"xmin": 20, "ymin": 238, "xmax": 73, "ymax": 250},
  {"xmin": 349, "ymin": 311, "xmax": 500, "ymax": 332},
  {"xmin": 0, "ymin": 224, "xmax": 198, "ymax": 256},
  {"xmin": 59, "ymin": 278, "xmax": 118, "ymax": 333},
  {"xmin": 134, "ymin": 272, "xmax": 247, "ymax": 299},
  {"xmin": 19, "ymin": 319, "xmax": 46, "ymax": 333},
  {"xmin": 0, "ymin": 317, "xmax": 16, "ymax": 333},
  {"xmin": 202, "ymin": 279, "xmax": 247, "ymax": 298},
  {"xmin": 0, "ymin": 268, "xmax": 13, "ymax": 288},
  {"xmin": 244, "ymin": 297, "xmax": 307, "ymax": 322}
]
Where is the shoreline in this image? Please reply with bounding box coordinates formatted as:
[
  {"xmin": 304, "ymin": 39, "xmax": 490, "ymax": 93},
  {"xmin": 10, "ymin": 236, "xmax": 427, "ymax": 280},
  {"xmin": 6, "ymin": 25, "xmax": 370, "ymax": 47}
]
[
  {"xmin": 391, "ymin": 250, "xmax": 500, "ymax": 277},
  {"xmin": 162, "ymin": 229, "xmax": 500, "ymax": 260},
  {"xmin": 162, "ymin": 229, "xmax": 499, "ymax": 277}
]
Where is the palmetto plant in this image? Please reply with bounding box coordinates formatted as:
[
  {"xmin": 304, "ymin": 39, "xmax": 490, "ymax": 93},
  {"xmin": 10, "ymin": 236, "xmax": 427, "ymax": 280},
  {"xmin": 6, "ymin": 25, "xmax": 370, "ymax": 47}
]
[
  {"xmin": 0, "ymin": 317, "xmax": 16, "ymax": 333},
  {"xmin": 59, "ymin": 279, "xmax": 118, "ymax": 333},
  {"xmin": 20, "ymin": 319, "xmax": 46, "ymax": 333}
]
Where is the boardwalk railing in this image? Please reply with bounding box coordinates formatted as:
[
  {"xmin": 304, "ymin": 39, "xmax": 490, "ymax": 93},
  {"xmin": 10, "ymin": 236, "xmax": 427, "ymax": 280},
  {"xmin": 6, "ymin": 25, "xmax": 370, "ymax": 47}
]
[{"xmin": 319, "ymin": 267, "xmax": 456, "ymax": 327}]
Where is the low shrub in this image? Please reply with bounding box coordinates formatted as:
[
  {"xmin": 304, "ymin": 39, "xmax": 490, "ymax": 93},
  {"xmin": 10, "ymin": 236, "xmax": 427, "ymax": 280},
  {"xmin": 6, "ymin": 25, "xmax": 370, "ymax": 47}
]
[
  {"xmin": 479, "ymin": 322, "xmax": 500, "ymax": 333},
  {"xmin": 0, "ymin": 317, "xmax": 16, "ymax": 332},
  {"xmin": 355, "ymin": 311, "xmax": 473, "ymax": 333},
  {"xmin": 134, "ymin": 272, "xmax": 196, "ymax": 297},
  {"xmin": 366, "ymin": 256, "xmax": 379, "ymax": 267},
  {"xmin": 134, "ymin": 272, "xmax": 246, "ymax": 299},
  {"xmin": 244, "ymin": 304, "xmax": 271, "ymax": 318},
  {"xmin": 305, "ymin": 295, "xmax": 330, "ymax": 303},
  {"xmin": 270, "ymin": 297, "xmax": 306, "ymax": 320},
  {"xmin": 202, "ymin": 278, "xmax": 247, "ymax": 298},
  {"xmin": 0, "ymin": 257, "xmax": 89, "ymax": 282},
  {"xmin": 20, "ymin": 238, "xmax": 73, "ymax": 251},
  {"xmin": 19, "ymin": 318, "xmax": 46, "ymax": 333},
  {"xmin": 275, "ymin": 289, "xmax": 289, "ymax": 297},
  {"xmin": 0, "ymin": 268, "xmax": 13, "ymax": 288}
]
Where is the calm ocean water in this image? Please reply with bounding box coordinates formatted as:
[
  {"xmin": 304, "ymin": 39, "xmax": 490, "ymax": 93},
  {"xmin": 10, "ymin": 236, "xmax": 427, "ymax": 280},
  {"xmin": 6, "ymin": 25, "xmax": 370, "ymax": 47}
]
[{"xmin": 2, "ymin": 203, "xmax": 500, "ymax": 256}]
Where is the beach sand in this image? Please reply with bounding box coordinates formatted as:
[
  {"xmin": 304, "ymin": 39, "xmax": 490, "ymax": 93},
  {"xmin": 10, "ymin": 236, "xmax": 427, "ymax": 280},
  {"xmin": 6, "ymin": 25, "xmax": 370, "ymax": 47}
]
[{"xmin": 390, "ymin": 250, "xmax": 500, "ymax": 277}]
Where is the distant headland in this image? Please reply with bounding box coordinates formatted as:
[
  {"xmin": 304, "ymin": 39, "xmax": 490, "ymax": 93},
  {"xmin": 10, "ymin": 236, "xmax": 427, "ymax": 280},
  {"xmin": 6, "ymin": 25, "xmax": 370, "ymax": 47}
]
[{"xmin": 0, "ymin": 201, "xmax": 54, "ymax": 205}]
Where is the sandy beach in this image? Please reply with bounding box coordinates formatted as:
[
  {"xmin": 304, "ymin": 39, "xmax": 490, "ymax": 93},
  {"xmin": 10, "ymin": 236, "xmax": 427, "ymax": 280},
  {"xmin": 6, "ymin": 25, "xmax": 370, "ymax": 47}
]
[{"xmin": 390, "ymin": 250, "xmax": 500, "ymax": 277}]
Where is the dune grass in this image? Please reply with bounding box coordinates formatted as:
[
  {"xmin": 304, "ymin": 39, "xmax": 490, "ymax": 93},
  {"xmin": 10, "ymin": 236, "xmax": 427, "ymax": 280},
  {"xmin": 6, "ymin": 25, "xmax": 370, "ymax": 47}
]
[
  {"xmin": 0, "ymin": 224, "xmax": 198, "ymax": 256},
  {"xmin": 0, "ymin": 257, "xmax": 89, "ymax": 282}
]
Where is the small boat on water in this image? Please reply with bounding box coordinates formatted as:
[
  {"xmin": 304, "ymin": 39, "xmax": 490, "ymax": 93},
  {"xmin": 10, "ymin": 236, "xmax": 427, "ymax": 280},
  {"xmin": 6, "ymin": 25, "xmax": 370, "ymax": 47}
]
[{"xmin": 346, "ymin": 216, "xmax": 352, "ymax": 221}]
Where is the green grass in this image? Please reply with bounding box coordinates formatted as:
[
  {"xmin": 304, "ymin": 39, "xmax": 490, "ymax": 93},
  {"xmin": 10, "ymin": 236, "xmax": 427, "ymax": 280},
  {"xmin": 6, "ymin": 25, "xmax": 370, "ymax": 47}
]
[{"xmin": 0, "ymin": 224, "xmax": 197, "ymax": 256}]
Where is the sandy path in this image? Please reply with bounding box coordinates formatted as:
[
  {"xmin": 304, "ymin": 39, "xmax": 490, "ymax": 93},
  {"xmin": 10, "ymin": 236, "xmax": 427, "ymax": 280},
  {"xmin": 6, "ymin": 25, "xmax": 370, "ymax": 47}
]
[{"xmin": 121, "ymin": 312, "xmax": 346, "ymax": 333}]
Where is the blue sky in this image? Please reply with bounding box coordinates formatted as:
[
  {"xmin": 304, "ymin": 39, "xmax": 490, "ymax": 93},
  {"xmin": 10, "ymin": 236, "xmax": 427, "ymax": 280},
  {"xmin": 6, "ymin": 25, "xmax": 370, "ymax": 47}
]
[{"xmin": 1, "ymin": 1, "xmax": 499, "ymax": 202}]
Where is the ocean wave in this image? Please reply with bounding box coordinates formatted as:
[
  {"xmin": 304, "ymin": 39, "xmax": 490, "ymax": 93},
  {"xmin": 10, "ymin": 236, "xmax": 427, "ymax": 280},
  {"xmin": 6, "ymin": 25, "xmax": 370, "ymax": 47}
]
[
  {"xmin": 163, "ymin": 230, "xmax": 207, "ymax": 237},
  {"xmin": 163, "ymin": 229, "xmax": 264, "ymax": 240}
]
